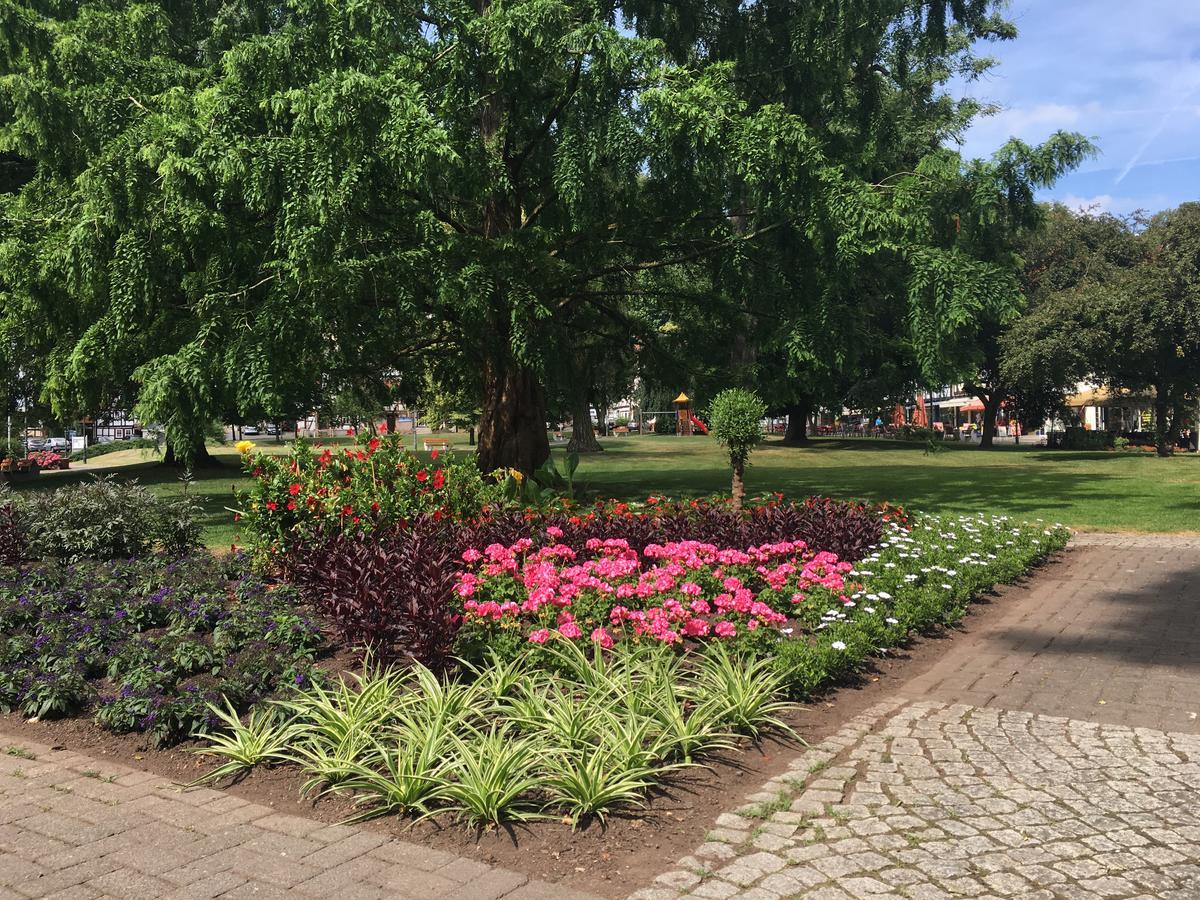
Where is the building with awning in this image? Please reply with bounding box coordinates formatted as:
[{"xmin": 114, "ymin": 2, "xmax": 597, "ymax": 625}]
[{"xmin": 1066, "ymin": 384, "xmax": 1153, "ymax": 432}]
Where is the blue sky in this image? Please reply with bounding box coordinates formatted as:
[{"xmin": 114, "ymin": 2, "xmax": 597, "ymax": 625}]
[{"xmin": 953, "ymin": 1, "xmax": 1200, "ymax": 216}]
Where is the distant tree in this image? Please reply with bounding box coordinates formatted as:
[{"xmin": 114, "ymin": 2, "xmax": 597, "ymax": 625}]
[{"xmin": 1006, "ymin": 203, "xmax": 1200, "ymax": 456}]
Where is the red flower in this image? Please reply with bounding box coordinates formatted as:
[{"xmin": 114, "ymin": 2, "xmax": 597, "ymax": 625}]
[
  {"xmin": 379, "ymin": 423, "xmax": 388, "ymax": 434},
  {"xmin": 430, "ymin": 449, "xmax": 439, "ymax": 460},
  {"xmin": 289, "ymin": 483, "xmax": 301, "ymax": 496},
  {"xmin": 433, "ymin": 509, "xmax": 443, "ymax": 521},
  {"xmin": 371, "ymin": 501, "xmax": 380, "ymax": 513},
  {"xmin": 416, "ymin": 469, "xmax": 429, "ymax": 482},
  {"xmin": 345, "ymin": 427, "xmax": 354, "ymax": 436},
  {"xmin": 287, "ymin": 500, "xmax": 296, "ymax": 511},
  {"xmin": 233, "ymin": 513, "xmax": 240, "ymax": 522},
  {"xmin": 342, "ymin": 504, "xmax": 353, "ymax": 516},
  {"xmin": 266, "ymin": 501, "xmax": 277, "ymax": 511},
  {"xmin": 432, "ymin": 469, "xmax": 445, "ymax": 489},
  {"xmin": 368, "ymin": 438, "xmax": 380, "ymax": 452}
]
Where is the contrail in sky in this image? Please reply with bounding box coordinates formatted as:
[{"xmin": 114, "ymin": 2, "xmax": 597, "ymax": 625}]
[{"xmin": 1116, "ymin": 81, "xmax": 1198, "ymax": 185}]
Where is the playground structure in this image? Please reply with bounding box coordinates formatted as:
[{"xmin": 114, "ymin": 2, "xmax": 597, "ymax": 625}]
[{"xmin": 672, "ymin": 393, "xmax": 709, "ymax": 436}]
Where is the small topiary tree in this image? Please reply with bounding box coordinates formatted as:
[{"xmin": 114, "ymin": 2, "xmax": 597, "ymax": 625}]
[{"xmin": 708, "ymin": 389, "xmax": 767, "ymax": 511}]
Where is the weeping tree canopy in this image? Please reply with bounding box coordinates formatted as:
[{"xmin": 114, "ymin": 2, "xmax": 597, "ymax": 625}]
[{"xmin": 1, "ymin": 0, "xmax": 1085, "ymax": 471}]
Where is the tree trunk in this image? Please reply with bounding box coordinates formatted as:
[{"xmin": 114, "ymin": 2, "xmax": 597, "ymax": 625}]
[
  {"xmin": 978, "ymin": 395, "xmax": 1001, "ymax": 449},
  {"xmin": 731, "ymin": 460, "xmax": 745, "ymax": 512},
  {"xmin": 1167, "ymin": 398, "xmax": 1185, "ymax": 455},
  {"xmin": 566, "ymin": 359, "xmax": 602, "ymax": 453},
  {"xmin": 566, "ymin": 393, "xmax": 602, "ymax": 453},
  {"xmin": 782, "ymin": 397, "xmax": 811, "ymax": 445},
  {"xmin": 476, "ymin": 357, "xmax": 550, "ymax": 475},
  {"xmin": 1154, "ymin": 386, "xmax": 1171, "ymax": 457},
  {"xmin": 163, "ymin": 438, "xmax": 217, "ymax": 468}
]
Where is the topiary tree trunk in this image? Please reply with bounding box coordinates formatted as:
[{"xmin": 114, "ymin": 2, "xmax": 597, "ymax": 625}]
[{"xmin": 731, "ymin": 459, "xmax": 746, "ymax": 511}]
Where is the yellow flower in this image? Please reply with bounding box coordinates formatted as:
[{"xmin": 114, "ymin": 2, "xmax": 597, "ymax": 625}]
[
  {"xmin": 509, "ymin": 467, "xmax": 524, "ymax": 483},
  {"xmin": 235, "ymin": 440, "xmax": 254, "ymax": 454}
]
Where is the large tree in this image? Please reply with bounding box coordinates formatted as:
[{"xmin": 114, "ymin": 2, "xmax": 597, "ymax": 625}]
[{"xmin": 1, "ymin": 0, "xmax": 1081, "ymax": 471}]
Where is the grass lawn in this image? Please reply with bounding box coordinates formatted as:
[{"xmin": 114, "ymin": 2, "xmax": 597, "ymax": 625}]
[
  {"xmin": 576, "ymin": 436, "xmax": 1200, "ymax": 534},
  {"xmin": 10, "ymin": 433, "xmax": 1197, "ymax": 546}
]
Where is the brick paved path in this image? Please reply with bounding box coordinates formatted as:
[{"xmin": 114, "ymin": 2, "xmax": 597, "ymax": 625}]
[
  {"xmin": 0, "ymin": 734, "xmax": 598, "ymax": 900},
  {"xmin": 638, "ymin": 535, "xmax": 1200, "ymax": 899}
]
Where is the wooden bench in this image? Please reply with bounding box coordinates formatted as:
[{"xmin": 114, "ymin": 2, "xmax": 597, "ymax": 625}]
[
  {"xmin": 613, "ymin": 426, "xmax": 630, "ymax": 436},
  {"xmin": 423, "ymin": 438, "xmax": 452, "ymax": 452}
]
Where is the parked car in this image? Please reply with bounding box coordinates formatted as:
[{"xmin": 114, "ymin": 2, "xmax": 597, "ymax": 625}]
[
  {"xmin": 242, "ymin": 425, "xmax": 260, "ymax": 436},
  {"xmin": 42, "ymin": 437, "xmax": 71, "ymax": 452},
  {"xmin": 24, "ymin": 438, "xmax": 46, "ymax": 452},
  {"xmin": 264, "ymin": 423, "xmax": 279, "ymax": 435}
]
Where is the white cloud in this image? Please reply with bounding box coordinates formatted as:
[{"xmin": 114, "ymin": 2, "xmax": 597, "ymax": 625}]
[{"xmin": 1057, "ymin": 194, "xmax": 1143, "ymax": 216}]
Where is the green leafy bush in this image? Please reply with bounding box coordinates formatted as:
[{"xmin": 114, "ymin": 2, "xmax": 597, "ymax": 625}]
[
  {"xmin": 7, "ymin": 476, "xmax": 201, "ymax": 562},
  {"xmin": 1047, "ymin": 428, "xmax": 1114, "ymax": 450},
  {"xmin": 897, "ymin": 425, "xmax": 934, "ymax": 442},
  {"xmin": 653, "ymin": 413, "xmax": 675, "ymax": 435}
]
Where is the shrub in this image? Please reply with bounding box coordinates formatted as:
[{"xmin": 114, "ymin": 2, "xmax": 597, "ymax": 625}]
[
  {"xmin": 284, "ymin": 518, "xmax": 461, "ymax": 670},
  {"xmin": 897, "ymin": 425, "xmax": 934, "ymax": 442},
  {"xmin": 235, "ymin": 432, "xmax": 505, "ymax": 562},
  {"xmin": 8, "ymin": 476, "xmax": 201, "ymax": 563},
  {"xmin": 653, "ymin": 413, "xmax": 675, "ymax": 435},
  {"xmin": 1046, "ymin": 428, "xmax": 1114, "ymax": 450},
  {"xmin": 707, "ymin": 389, "xmax": 767, "ymax": 510}
]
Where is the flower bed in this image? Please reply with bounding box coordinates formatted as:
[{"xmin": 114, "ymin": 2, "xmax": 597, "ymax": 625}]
[
  {"xmin": 452, "ymin": 512, "xmax": 1068, "ymax": 696},
  {"xmin": 0, "ymin": 555, "xmax": 324, "ymax": 746},
  {"xmin": 192, "ymin": 513, "xmax": 1067, "ymax": 831},
  {"xmin": 194, "ymin": 641, "xmax": 797, "ymax": 829},
  {"xmin": 280, "ymin": 494, "xmax": 886, "ymax": 668}
]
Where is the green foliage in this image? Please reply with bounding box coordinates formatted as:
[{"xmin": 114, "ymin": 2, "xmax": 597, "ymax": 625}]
[
  {"xmin": 708, "ymin": 389, "xmax": 767, "ymax": 469},
  {"xmin": 8, "ymin": 475, "xmax": 200, "ymax": 562},
  {"xmin": 0, "ymin": 554, "xmax": 323, "ymax": 745},
  {"xmin": 0, "ymin": 0, "xmax": 1084, "ymax": 473},
  {"xmin": 771, "ymin": 513, "xmax": 1070, "ymax": 698},
  {"xmin": 1008, "ymin": 202, "xmax": 1200, "ymax": 454},
  {"xmin": 189, "ymin": 699, "xmax": 299, "ymax": 784}
]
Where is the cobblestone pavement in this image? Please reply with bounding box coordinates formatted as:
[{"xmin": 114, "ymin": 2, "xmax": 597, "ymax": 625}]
[
  {"xmin": 0, "ymin": 733, "xmax": 599, "ymax": 900},
  {"xmin": 905, "ymin": 536, "xmax": 1200, "ymax": 734},
  {"xmin": 637, "ymin": 536, "xmax": 1200, "ymax": 899}
]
